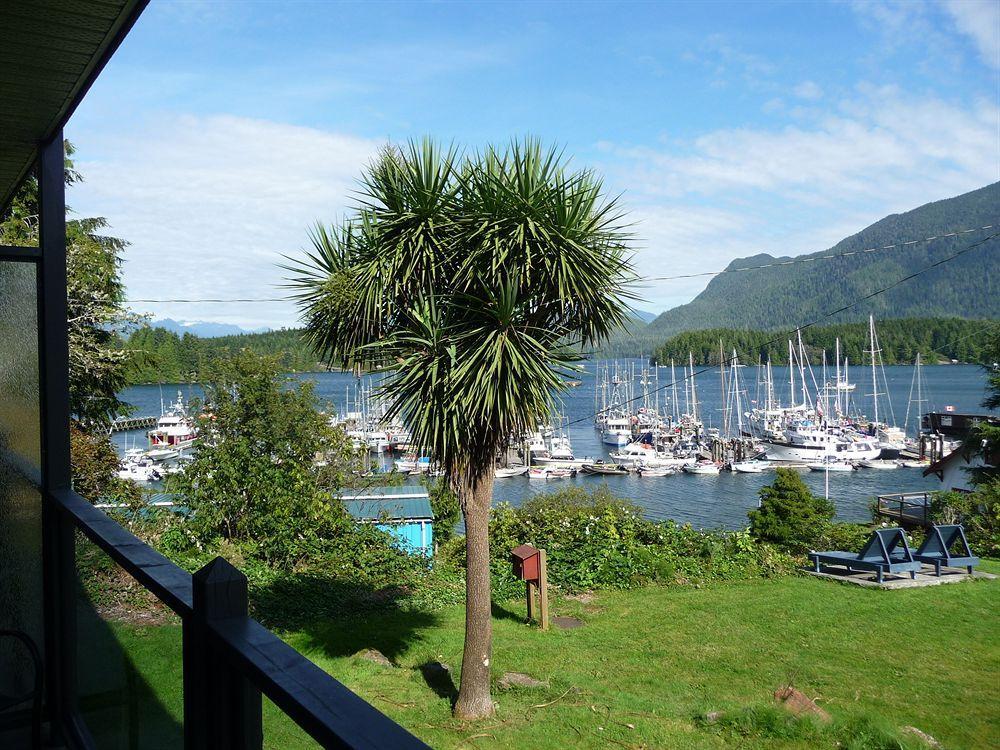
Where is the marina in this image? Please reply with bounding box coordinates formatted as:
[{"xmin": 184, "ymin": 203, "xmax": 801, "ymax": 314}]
[{"xmin": 113, "ymin": 359, "xmax": 990, "ymax": 529}]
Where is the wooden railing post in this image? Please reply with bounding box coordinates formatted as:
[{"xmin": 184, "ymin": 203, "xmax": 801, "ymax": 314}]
[{"xmin": 184, "ymin": 557, "xmax": 263, "ymax": 750}]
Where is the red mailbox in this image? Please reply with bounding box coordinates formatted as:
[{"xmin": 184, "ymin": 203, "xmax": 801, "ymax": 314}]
[{"xmin": 511, "ymin": 544, "xmax": 541, "ymax": 581}]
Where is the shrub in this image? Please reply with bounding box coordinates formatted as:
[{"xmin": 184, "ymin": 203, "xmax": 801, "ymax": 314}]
[
  {"xmin": 748, "ymin": 468, "xmax": 836, "ymax": 552},
  {"xmin": 930, "ymin": 481, "xmax": 1000, "ymax": 557},
  {"xmin": 441, "ymin": 485, "xmax": 794, "ymax": 598}
]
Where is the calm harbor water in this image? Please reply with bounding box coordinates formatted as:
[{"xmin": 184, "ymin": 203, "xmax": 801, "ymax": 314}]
[{"xmin": 116, "ymin": 362, "xmax": 990, "ymax": 529}]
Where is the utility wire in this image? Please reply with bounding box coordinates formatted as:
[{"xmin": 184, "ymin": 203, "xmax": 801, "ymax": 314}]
[
  {"xmin": 125, "ymin": 223, "xmax": 996, "ymax": 303},
  {"xmin": 567, "ymin": 230, "xmax": 999, "ymax": 428},
  {"xmin": 642, "ymin": 224, "xmax": 995, "ymax": 282}
]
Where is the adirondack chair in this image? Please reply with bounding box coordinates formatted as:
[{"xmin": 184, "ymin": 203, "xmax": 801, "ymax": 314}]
[
  {"xmin": 809, "ymin": 527, "xmax": 922, "ymax": 583},
  {"xmin": 913, "ymin": 524, "xmax": 980, "ymax": 576}
]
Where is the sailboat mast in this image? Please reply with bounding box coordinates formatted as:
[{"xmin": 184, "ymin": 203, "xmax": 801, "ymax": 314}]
[
  {"xmin": 719, "ymin": 340, "xmax": 728, "ymax": 437},
  {"xmin": 869, "ymin": 314, "xmax": 879, "ymax": 425},
  {"xmin": 689, "ymin": 352, "xmax": 698, "ymax": 422},
  {"xmin": 788, "ymin": 340, "xmax": 795, "ymax": 407}
]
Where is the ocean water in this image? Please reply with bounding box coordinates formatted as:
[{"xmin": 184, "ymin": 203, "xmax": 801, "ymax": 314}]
[{"xmin": 115, "ymin": 362, "xmax": 991, "ymax": 529}]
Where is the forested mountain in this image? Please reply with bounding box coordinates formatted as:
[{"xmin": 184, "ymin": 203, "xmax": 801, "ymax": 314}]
[
  {"xmin": 646, "ymin": 182, "xmax": 1000, "ymax": 339},
  {"xmin": 652, "ymin": 318, "xmax": 998, "ymax": 367}
]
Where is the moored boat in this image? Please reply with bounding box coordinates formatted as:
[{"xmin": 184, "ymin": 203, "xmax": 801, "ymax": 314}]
[
  {"xmin": 580, "ymin": 461, "xmax": 629, "ymax": 476},
  {"xmin": 495, "ymin": 465, "xmax": 528, "ymax": 478},
  {"xmin": 858, "ymin": 459, "xmax": 899, "ymax": 470},
  {"xmin": 731, "ymin": 460, "xmax": 770, "ymax": 473},
  {"xmin": 636, "ymin": 466, "xmax": 674, "ymax": 477},
  {"xmin": 683, "ymin": 461, "xmax": 720, "ymax": 475},
  {"xmin": 807, "ymin": 459, "xmax": 855, "ymax": 472}
]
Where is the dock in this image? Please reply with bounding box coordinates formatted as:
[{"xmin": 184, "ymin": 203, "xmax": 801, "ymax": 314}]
[
  {"xmin": 110, "ymin": 415, "xmax": 157, "ymax": 432},
  {"xmin": 875, "ymin": 492, "xmax": 933, "ymax": 528}
]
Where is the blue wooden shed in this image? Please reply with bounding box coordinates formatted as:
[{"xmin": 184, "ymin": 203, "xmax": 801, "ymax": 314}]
[{"xmin": 341, "ymin": 486, "xmax": 434, "ymax": 557}]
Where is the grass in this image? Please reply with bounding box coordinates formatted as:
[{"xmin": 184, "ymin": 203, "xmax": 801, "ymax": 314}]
[{"xmin": 106, "ymin": 563, "xmax": 999, "ymax": 749}]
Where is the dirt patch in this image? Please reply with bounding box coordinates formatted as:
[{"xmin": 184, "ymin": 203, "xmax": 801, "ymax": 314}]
[{"xmin": 552, "ymin": 615, "xmax": 585, "ymax": 629}]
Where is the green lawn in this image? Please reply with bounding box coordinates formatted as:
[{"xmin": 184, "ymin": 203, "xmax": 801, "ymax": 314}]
[{"xmin": 110, "ymin": 565, "xmax": 999, "ymax": 749}]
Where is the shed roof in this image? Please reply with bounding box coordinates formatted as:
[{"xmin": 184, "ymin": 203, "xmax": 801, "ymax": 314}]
[
  {"xmin": 340, "ymin": 485, "xmax": 432, "ymax": 501},
  {"xmin": 0, "ymin": 1, "xmax": 148, "ymax": 212},
  {"xmin": 343, "ymin": 498, "xmax": 434, "ymax": 522}
]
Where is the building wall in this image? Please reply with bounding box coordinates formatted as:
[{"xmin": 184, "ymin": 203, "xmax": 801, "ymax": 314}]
[{"xmin": 376, "ymin": 520, "xmax": 433, "ymax": 557}]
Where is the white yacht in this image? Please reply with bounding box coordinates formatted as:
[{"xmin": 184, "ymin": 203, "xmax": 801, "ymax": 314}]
[
  {"xmin": 764, "ymin": 424, "xmax": 881, "ymax": 462},
  {"xmin": 601, "ymin": 416, "xmax": 633, "ymax": 447}
]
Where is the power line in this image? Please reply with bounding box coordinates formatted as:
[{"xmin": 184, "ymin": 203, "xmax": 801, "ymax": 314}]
[
  {"xmin": 643, "ymin": 224, "xmax": 995, "ymax": 282},
  {"xmin": 125, "ymin": 223, "xmax": 996, "ymax": 303},
  {"xmin": 568, "ymin": 230, "xmax": 1000, "ymax": 428}
]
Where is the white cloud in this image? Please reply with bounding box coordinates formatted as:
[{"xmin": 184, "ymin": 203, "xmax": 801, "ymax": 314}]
[
  {"xmin": 941, "ymin": 0, "xmax": 1000, "ymax": 68},
  {"xmin": 69, "ymin": 115, "xmax": 380, "ymax": 328},
  {"xmin": 793, "ymin": 81, "xmax": 823, "ymax": 100},
  {"xmin": 603, "ymin": 87, "xmax": 999, "ymax": 310}
]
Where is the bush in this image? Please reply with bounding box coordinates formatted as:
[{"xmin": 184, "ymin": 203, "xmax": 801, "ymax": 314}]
[
  {"xmin": 930, "ymin": 481, "xmax": 1000, "ymax": 557},
  {"xmin": 748, "ymin": 468, "xmax": 836, "ymax": 552},
  {"xmin": 441, "ymin": 485, "xmax": 794, "ymax": 599}
]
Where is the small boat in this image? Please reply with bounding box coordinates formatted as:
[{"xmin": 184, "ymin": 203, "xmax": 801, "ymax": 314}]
[
  {"xmin": 580, "ymin": 461, "xmax": 629, "ymax": 476},
  {"xmin": 495, "ymin": 466, "xmax": 528, "ymax": 478},
  {"xmin": 899, "ymin": 459, "xmax": 930, "ymax": 469},
  {"xmin": 528, "ymin": 467, "xmax": 574, "ymax": 479},
  {"xmin": 807, "ymin": 460, "xmax": 855, "ymax": 472},
  {"xmin": 637, "ymin": 466, "xmax": 674, "ymax": 477},
  {"xmin": 683, "ymin": 462, "xmax": 720, "ymax": 475},
  {"xmin": 731, "ymin": 460, "xmax": 770, "ymax": 473},
  {"xmin": 116, "ymin": 462, "xmax": 162, "ymax": 483},
  {"xmin": 528, "ymin": 467, "xmax": 549, "ymax": 479},
  {"xmin": 858, "ymin": 459, "xmax": 899, "ymax": 470}
]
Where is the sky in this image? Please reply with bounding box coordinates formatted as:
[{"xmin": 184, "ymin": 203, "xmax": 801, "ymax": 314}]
[{"xmin": 66, "ymin": 0, "xmax": 1000, "ymax": 330}]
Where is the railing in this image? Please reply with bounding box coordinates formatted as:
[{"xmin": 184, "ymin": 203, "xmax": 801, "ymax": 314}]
[
  {"xmin": 875, "ymin": 492, "xmax": 933, "ymax": 528},
  {"xmin": 53, "ymin": 487, "xmax": 430, "ymax": 749}
]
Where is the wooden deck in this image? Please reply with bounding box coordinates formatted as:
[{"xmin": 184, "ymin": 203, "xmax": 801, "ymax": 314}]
[{"xmin": 875, "ymin": 492, "xmax": 932, "ymax": 528}]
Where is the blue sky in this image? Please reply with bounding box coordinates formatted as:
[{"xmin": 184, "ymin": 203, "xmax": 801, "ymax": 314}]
[{"xmin": 67, "ymin": 0, "xmax": 1000, "ymax": 329}]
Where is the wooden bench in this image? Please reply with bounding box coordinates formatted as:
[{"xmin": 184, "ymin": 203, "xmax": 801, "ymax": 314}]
[
  {"xmin": 809, "ymin": 528, "xmax": 922, "ymax": 583},
  {"xmin": 913, "ymin": 524, "xmax": 980, "ymax": 576}
]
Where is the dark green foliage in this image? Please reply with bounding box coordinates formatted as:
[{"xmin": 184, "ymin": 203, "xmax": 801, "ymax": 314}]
[
  {"xmin": 424, "ymin": 477, "xmax": 461, "ymax": 545},
  {"xmin": 124, "ymin": 325, "xmax": 323, "ymax": 383},
  {"xmin": 748, "ymin": 468, "xmax": 836, "ymax": 552},
  {"xmin": 169, "ymin": 350, "xmax": 358, "ymax": 564},
  {"xmin": 646, "ymin": 181, "xmax": 1000, "ymax": 339},
  {"xmin": 652, "ymin": 318, "xmax": 999, "ymax": 366},
  {"xmin": 440, "ymin": 486, "xmax": 794, "ymax": 597},
  {"xmin": 0, "ymin": 140, "xmax": 136, "ymax": 427},
  {"xmin": 930, "ymin": 482, "xmax": 1000, "ymax": 557},
  {"xmin": 963, "ymin": 326, "xmax": 1000, "ymax": 484}
]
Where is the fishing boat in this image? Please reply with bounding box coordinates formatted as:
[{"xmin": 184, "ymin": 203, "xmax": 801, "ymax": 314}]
[
  {"xmin": 147, "ymin": 391, "xmax": 198, "ymax": 451},
  {"xmin": 580, "ymin": 461, "xmax": 629, "ymax": 476},
  {"xmin": 858, "ymin": 458, "xmax": 899, "ymax": 470},
  {"xmin": 636, "ymin": 466, "xmax": 674, "ymax": 477},
  {"xmin": 495, "ymin": 465, "xmax": 528, "ymax": 478},
  {"xmin": 683, "ymin": 461, "xmax": 720, "ymax": 475},
  {"xmin": 731, "ymin": 460, "xmax": 770, "ymax": 473}
]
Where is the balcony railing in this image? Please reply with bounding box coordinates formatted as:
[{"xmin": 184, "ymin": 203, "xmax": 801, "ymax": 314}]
[{"xmin": 55, "ymin": 486, "xmax": 430, "ymax": 749}]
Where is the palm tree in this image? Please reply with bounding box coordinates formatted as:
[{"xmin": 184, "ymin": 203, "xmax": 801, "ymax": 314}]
[{"xmin": 288, "ymin": 138, "xmax": 634, "ymax": 719}]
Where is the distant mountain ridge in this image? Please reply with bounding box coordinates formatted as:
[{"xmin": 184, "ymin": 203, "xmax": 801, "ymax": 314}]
[
  {"xmin": 646, "ymin": 182, "xmax": 1000, "ymax": 338},
  {"xmin": 150, "ymin": 318, "xmax": 270, "ymax": 338}
]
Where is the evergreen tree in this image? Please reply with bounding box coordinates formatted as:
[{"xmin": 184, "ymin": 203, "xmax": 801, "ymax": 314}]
[{"xmin": 748, "ymin": 468, "xmax": 835, "ymax": 552}]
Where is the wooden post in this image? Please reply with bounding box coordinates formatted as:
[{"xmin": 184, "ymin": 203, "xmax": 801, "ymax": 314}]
[
  {"xmin": 538, "ymin": 549, "xmax": 549, "ymax": 631},
  {"xmin": 186, "ymin": 557, "xmax": 263, "ymax": 750},
  {"xmin": 525, "ymin": 581, "xmax": 536, "ymax": 622}
]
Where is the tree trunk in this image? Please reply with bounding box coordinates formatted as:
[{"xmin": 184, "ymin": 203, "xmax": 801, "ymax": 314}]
[{"xmin": 453, "ymin": 468, "xmax": 496, "ymax": 719}]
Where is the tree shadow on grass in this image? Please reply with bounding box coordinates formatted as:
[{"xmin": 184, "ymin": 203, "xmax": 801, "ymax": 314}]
[
  {"xmin": 491, "ymin": 600, "xmax": 526, "ymax": 624},
  {"xmin": 251, "ymin": 572, "xmax": 442, "ymax": 665},
  {"xmin": 417, "ymin": 661, "xmax": 458, "ymax": 703}
]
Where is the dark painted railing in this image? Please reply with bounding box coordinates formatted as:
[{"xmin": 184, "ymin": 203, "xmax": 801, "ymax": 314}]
[
  {"xmin": 53, "ymin": 487, "xmax": 429, "ymax": 749},
  {"xmin": 875, "ymin": 492, "xmax": 933, "ymax": 528}
]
